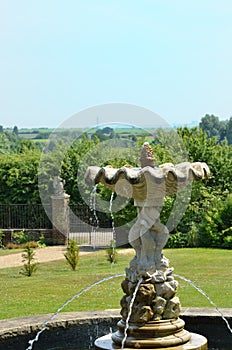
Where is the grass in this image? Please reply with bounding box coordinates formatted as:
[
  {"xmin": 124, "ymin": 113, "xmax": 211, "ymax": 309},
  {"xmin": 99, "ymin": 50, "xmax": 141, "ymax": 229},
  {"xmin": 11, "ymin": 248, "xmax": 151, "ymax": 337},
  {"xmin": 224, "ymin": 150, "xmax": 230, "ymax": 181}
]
[
  {"xmin": 0, "ymin": 248, "xmax": 23, "ymax": 256},
  {"xmin": 0, "ymin": 248, "xmax": 231, "ymax": 320}
]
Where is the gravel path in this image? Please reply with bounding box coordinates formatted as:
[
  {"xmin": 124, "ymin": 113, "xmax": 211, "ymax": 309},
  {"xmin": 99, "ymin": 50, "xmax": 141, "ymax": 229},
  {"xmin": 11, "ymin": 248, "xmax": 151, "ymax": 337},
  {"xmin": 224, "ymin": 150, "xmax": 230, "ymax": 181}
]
[
  {"xmin": 0, "ymin": 246, "xmax": 67, "ymax": 269},
  {"xmin": 0, "ymin": 246, "xmax": 134, "ymax": 269}
]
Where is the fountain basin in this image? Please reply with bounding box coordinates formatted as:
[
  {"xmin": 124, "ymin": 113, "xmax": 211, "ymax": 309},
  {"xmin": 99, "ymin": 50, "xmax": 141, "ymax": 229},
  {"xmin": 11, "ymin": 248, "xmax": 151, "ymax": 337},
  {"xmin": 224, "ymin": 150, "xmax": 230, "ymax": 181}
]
[{"xmin": 0, "ymin": 309, "xmax": 231, "ymax": 350}]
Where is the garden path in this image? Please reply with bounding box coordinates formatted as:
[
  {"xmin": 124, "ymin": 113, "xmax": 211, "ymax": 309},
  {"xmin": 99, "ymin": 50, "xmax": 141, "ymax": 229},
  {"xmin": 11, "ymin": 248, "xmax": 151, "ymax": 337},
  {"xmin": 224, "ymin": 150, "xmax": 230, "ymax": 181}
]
[
  {"xmin": 0, "ymin": 246, "xmax": 134, "ymax": 269},
  {"xmin": 0, "ymin": 246, "xmax": 79, "ymax": 269}
]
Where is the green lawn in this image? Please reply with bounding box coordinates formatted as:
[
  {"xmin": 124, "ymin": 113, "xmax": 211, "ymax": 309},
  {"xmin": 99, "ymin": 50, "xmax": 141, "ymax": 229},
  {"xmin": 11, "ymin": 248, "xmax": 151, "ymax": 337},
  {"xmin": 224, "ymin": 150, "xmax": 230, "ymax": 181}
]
[
  {"xmin": 0, "ymin": 248, "xmax": 231, "ymax": 320},
  {"xmin": 0, "ymin": 249, "xmax": 23, "ymax": 256}
]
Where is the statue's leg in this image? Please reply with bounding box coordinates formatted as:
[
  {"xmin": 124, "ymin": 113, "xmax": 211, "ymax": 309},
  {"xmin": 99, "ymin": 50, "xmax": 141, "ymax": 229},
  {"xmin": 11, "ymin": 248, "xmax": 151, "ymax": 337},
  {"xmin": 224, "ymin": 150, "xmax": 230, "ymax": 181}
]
[
  {"xmin": 151, "ymin": 221, "xmax": 169, "ymax": 269},
  {"xmin": 128, "ymin": 221, "xmax": 142, "ymax": 260},
  {"xmin": 140, "ymin": 229, "xmax": 156, "ymax": 267}
]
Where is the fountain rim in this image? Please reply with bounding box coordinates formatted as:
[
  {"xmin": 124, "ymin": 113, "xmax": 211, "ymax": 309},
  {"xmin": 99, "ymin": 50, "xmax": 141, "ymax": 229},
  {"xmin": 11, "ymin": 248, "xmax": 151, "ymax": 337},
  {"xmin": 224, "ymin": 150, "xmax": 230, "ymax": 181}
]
[{"xmin": 1, "ymin": 308, "xmax": 231, "ymax": 335}]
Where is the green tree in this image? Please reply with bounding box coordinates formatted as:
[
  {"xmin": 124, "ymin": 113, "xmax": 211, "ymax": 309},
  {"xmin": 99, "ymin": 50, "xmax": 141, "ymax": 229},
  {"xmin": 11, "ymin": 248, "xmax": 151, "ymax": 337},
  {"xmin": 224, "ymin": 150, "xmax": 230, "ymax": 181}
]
[
  {"xmin": 64, "ymin": 240, "xmax": 79, "ymax": 270},
  {"xmin": 13, "ymin": 125, "xmax": 19, "ymax": 136},
  {"xmin": 198, "ymin": 194, "xmax": 232, "ymax": 248},
  {"xmin": 20, "ymin": 244, "xmax": 38, "ymax": 276},
  {"xmin": 199, "ymin": 114, "xmax": 221, "ymax": 139},
  {"xmin": 226, "ymin": 116, "xmax": 232, "ymax": 145},
  {"xmin": 106, "ymin": 240, "xmax": 118, "ymax": 264},
  {"xmin": 0, "ymin": 151, "xmax": 41, "ymax": 203}
]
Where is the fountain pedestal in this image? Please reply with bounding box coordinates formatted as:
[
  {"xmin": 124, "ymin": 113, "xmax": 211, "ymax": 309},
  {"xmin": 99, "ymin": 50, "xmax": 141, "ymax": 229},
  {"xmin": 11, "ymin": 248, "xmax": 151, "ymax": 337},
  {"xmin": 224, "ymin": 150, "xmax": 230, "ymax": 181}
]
[
  {"xmin": 95, "ymin": 332, "xmax": 207, "ymax": 350},
  {"xmin": 112, "ymin": 318, "xmax": 191, "ymax": 347},
  {"xmin": 85, "ymin": 143, "xmax": 209, "ymax": 350}
]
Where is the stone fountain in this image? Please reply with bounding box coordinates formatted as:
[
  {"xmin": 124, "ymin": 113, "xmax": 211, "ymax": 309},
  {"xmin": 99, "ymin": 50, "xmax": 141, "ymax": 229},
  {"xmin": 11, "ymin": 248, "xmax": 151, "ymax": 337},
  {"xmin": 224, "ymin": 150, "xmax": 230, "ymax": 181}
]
[{"xmin": 85, "ymin": 142, "xmax": 210, "ymax": 350}]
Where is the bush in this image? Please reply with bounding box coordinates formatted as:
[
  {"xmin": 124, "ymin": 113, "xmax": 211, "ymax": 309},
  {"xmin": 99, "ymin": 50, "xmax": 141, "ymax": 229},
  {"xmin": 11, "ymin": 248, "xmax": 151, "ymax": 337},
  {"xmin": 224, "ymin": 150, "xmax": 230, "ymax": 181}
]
[
  {"xmin": 64, "ymin": 240, "xmax": 79, "ymax": 271},
  {"xmin": 198, "ymin": 194, "xmax": 232, "ymax": 249},
  {"xmin": 12, "ymin": 229, "xmax": 35, "ymax": 245},
  {"xmin": 37, "ymin": 234, "xmax": 46, "ymax": 248},
  {"xmin": 166, "ymin": 232, "xmax": 188, "ymax": 248},
  {"xmin": 221, "ymin": 227, "xmax": 232, "ymax": 249},
  {"xmin": 0, "ymin": 230, "xmax": 4, "ymax": 248},
  {"xmin": 6, "ymin": 241, "xmax": 38, "ymax": 249},
  {"xmin": 186, "ymin": 222, "xmax": 199, "ymax": 247},
  {"xmin": 20, "ymin": 243, "xmax": 38, "ymax": 277},
  {"xmin": 106, "ymin": 240, "xmax": 118, "ymax": 264}
]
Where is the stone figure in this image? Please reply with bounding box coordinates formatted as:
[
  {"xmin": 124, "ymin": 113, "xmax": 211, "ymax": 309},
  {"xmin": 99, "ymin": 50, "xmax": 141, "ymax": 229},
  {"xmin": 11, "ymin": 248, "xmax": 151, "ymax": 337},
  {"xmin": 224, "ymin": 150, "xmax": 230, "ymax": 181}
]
[
  {"xmin": 86, "ymin": 142, "xmax": 210, "ymax": 349},
  {"xmin": 53, "ymin": 176, "xmax": 65, "ymax": 196}
]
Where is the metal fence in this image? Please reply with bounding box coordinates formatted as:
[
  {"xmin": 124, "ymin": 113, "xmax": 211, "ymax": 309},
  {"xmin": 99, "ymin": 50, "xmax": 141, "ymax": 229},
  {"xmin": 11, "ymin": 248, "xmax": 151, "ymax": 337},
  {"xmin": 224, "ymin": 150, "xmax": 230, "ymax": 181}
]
[
  {"xmin": 0, "ymin": 204, "xmax": 52, "ymax": 229},
  {"xmin": 69, "ymin": 204, "xmax": 113, "ymax": 246},
  {"xmin": 0, "ymin": 203, "xmax": 115, "ymax": 247}
]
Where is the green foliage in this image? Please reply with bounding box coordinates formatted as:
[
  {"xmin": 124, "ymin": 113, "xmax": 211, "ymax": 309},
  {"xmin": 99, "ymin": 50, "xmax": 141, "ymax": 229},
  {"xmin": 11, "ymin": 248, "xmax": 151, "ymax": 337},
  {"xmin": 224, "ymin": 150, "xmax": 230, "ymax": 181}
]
[
  {"xmin": 13, "ymin": 230, "xmax": 29, "ymax": 245},
  {"xmin": 166, "ymin": 232, "xmax": 188, "ymax": 248},
  {"xmin": 37, "ymin": 234, "xmax": 46, "ymax": 248},
  {"xmin": 226, "ymin": 117, "xmax": 232, "ymax": 144},
  {"xmin": 20, "ymin": 244, "xmax": 38, "ymax": 277},
  {"xmin": 0, "ymin": 124, "xmax": 231, "ymax": 251},
  {"xmin": 12, "ymin": 230, "xmax": 40, "ymax": 245},
  {"xmin": 64, "ymin": 240, "xmax": 80, "ymax": 271},
  {"xmin": 0, "ymin": 151, "xmax": 41, "ymax": 203},
  {"xmin": 186, "ymin": 222, "xmax": 199, "ymax": 248},
  {"xmin": 0, "ymin": 230, "xmax": 4, "ymax": 248},
  {"xmin": 199, "ymin": 114, "xmax": 222, "ymax": 139},
  {"xmin": 199, "ymin": 114, "xmax": 232, "ymax": 144},
  {"xmin": 106, "ymin": 240, "xmax": 118, "ymax": 264},
  {"xmin": 198, "ymin": 194, "xmax": 232, "ymax": 248}
]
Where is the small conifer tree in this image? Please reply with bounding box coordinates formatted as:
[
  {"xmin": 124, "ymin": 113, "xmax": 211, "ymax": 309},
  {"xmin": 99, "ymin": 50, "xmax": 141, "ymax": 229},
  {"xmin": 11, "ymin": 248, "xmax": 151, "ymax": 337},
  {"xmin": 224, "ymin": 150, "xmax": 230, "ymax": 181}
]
[
  {"xmin": 20, "ymin": 243, "xmax": 38, "ymax": 276},
  {"xmin": 106, "ymin": 240, "xmax": 118, "ymax": 264},
  {"xmin": 64, "ymin": 240, "xmax": 79, "ymax": 271}
]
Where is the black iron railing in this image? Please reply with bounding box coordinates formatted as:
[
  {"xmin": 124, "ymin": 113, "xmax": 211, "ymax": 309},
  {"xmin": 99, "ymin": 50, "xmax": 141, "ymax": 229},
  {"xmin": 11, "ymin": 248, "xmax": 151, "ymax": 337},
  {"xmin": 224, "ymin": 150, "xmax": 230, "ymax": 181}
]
[{"xmin": 0, "ymin": 204, "xmax": 52, "ymax": 229}]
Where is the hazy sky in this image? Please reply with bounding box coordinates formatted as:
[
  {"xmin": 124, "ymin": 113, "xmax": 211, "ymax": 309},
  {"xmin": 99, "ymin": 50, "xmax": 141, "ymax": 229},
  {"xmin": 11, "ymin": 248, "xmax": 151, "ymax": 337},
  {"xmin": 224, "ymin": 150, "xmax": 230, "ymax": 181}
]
[{"xmin": 0, "ymin": 1, "xmax": 232, "ymax": 128}]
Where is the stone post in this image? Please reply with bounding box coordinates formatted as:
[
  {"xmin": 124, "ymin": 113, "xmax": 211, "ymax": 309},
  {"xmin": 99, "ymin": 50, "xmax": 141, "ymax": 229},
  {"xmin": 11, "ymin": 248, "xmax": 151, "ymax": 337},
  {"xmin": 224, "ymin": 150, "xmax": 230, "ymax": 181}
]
[{"xmin": 51, "ymin": 176, "xmax": 70, "ymax": 245}]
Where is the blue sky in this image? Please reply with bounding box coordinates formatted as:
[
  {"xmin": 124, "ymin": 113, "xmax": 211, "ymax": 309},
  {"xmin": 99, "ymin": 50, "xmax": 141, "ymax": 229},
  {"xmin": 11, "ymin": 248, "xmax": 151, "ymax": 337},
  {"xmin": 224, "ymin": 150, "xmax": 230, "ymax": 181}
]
[{"xmin": 0, "ymin": 1, "xmax": 232, "ymax": 128}]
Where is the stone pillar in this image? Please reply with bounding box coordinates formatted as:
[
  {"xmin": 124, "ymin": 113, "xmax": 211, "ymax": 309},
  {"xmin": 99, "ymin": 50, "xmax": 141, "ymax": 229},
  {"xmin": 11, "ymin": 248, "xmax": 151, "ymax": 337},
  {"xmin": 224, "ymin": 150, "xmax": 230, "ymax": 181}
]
[{"xmin": 51, "ymin": 193, "xmax": 70, "ymax": 245}]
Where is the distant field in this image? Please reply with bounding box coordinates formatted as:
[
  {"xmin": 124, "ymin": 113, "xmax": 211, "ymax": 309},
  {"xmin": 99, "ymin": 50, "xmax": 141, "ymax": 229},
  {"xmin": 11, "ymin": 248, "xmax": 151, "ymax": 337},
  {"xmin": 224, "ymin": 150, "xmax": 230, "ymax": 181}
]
[{"xmin": 17, "ymin": 127, "xmax": 158, "ymax": 142}]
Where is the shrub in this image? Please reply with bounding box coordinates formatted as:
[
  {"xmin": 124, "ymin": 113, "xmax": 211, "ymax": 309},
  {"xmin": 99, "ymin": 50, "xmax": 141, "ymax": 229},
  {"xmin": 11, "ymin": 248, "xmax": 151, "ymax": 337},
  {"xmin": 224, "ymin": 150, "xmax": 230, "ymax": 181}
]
[
  {"xmin": 166, "ymin": 232, "xmax": 188, "ymax": 248},
  {"xmin": 64, "ymin": 240, "xmax": 79, "ymax": 271},
  {"xmin": 13, "ymin": 229, "xmax": 33, "ymax": 245},
  {"xmin": 221, "ymin": 227, "xmax": 232, "ymax": 249},
  {"xmin": 21, "ymin": 241, "xmax": 38, "ymax": 249},
  {"xmin": 6, "ymin": 242, "xmax": 21, "ymax": 249},
  {"xmin": 37, "ymin": 234, "xmax": 46, "ymax": 248},
  {"xmin": 6, "ymin": 241, "xmax": 38, "ymax": 249},
  {"xmin": 0, "ymin": 230, "xmax": 4, "ymax": 248},
  {"xmin": 106, "ymin": 240, "xmax": 118, "ymax": 264},
  {"xmin": 20, "ymin": 243, "xmax": 38, "ymax": 277},
  {"xmin": 198, "ymin": 194, "xmax": 232, "ymax": 249},
  {"xmin": 186, "ymin": 222, "xmax": 199, "ymax": 247}
]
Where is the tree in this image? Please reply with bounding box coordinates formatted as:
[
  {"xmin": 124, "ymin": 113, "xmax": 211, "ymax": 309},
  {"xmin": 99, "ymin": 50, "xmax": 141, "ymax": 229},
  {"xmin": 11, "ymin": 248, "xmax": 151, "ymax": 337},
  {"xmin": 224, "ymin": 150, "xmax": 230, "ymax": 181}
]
[
  {"xmin": 20, "ymin": 244, "xmax": 38, "ymax": 276},
  {"xmin": 101, "ymin": 126, "xmax": 113, "ymax": 134},
  {"xmin": 199, "ymin": 114, "xmax": 222, "ymax": 138},
  {"xmin": 198, "ymin": 194, "xmax": 232, "ymax": 248},
  {"xmin": 64, "ymin": 240, "xmax": 79, "ymax": 270},
  {"xmin": 0, "ymin": 151, "xmax": 41, "ymax": 203},
  {"xmin": 13, "ymin": 125, "xmax": 18, "ymax": 136},
  {"xmin": 0, "ymin": 125, "xmax": 3, "ymax": 133},
  {"xmin": 226, "ymin": 116, "xmax": 232, "ymax": 145}
]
